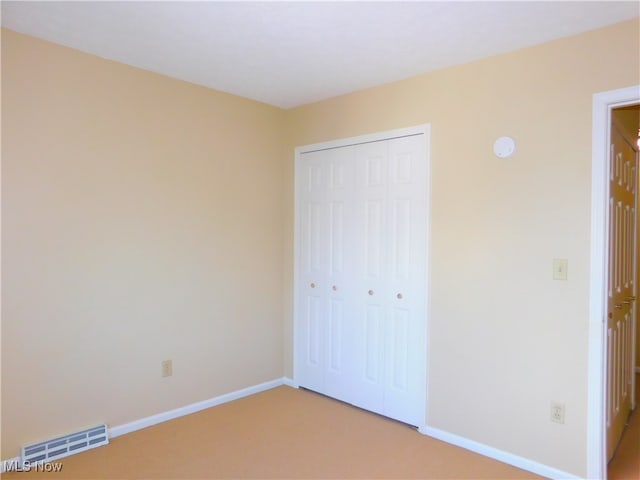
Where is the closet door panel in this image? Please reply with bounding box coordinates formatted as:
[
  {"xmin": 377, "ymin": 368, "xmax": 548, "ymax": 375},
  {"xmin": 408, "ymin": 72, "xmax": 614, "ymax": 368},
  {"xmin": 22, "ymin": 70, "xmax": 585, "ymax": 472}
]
[
  {"xmin": 296, "ymin": 152, "xmax": 329, "ymax": 392},
  {"xmin": 323, "ymin": 147, "xmax": 357, "ymax": 400},
  {"xmin": 347, "ymin": 141, "xmax": 389, "ymax": 413},
  {"xmin": 383, "ymin": 135, "xmax": 427, "ymax": 426}
]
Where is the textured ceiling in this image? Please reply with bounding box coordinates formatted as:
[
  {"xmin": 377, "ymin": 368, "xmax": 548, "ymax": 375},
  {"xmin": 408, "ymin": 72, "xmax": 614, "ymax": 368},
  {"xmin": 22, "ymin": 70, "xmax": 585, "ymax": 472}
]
[{"xmin": 2, "ymin": 1, "xmax": 639, "ymax": 109}]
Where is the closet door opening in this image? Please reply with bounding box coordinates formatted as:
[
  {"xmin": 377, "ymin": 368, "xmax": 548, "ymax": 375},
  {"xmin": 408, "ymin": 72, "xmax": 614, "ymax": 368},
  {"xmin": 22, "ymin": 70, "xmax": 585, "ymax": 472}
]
[{"xmin": 294, "ymin": 125, "xmax": 431, "ymax": 428}]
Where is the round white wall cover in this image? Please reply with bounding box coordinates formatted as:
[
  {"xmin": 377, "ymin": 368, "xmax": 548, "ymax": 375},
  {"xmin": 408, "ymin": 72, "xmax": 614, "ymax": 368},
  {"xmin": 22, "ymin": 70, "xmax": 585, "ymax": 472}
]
[{"xmin": 493, "ymin": 136, "xmax": 516, "ymax": 158}]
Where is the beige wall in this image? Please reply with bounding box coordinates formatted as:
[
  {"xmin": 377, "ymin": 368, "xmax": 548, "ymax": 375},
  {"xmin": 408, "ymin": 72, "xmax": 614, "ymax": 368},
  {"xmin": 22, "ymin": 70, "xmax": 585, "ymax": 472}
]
[
  {"xmin": 282, "ymin": 19, "xmax": 639, "ymax": 476},
  {"xmin": 1, "ymin": 29, "xmax": 285, "ymax": 458},
  {"xmin": 2, "ymin": 17, "xmax": 640, "ymax": 478}
]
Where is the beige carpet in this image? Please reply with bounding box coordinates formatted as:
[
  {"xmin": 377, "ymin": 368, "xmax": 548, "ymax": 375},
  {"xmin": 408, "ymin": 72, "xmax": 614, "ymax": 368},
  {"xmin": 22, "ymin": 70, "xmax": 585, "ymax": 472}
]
[
  {"xmin": 608, "ymin": 373, "xmax": 640, "ymax": 480},
  {"xmin": 4, "ymin": 386, "xmax": 548, "ymax": 479}
]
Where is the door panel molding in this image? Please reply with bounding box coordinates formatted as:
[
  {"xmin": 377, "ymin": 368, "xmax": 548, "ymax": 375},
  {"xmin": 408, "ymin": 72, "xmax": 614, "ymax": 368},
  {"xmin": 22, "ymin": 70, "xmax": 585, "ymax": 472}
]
[{"xmin": 606, "ymin": 122, "xmax": 637, "ymax": 460}]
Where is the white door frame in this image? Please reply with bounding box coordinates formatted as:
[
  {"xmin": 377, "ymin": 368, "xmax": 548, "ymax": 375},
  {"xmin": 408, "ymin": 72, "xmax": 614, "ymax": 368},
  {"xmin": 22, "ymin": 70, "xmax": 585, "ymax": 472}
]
[{"xmin": 588, "ymin": 84, "xmax": 640, "ymax": 479}]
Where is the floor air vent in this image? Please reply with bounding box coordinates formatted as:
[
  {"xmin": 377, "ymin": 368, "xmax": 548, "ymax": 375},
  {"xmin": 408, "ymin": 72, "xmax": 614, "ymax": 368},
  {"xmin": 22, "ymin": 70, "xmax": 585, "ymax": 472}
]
[{"xmin": 22, "ymin": 424, "xmax": 109, "ymax": 465}]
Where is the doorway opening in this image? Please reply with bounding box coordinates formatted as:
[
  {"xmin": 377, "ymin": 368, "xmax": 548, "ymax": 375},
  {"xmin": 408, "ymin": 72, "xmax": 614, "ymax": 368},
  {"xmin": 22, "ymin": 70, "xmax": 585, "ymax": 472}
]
[
  {"xmin": 588, "ymin": 86, "xmax": 640, "ymax": 480},
  {"xmin": 606, "ymin": 104, "xmax": 639, "ymax": 479}
]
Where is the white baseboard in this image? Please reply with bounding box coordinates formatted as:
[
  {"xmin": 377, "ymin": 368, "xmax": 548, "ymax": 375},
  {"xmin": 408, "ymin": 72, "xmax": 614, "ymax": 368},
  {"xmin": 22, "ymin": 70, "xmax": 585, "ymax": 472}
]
[
  {"xmin": 282, "ymin": 376, "xmax": 298, "ymax": 388},
  {"xmin": 419, "ymin": 426, "xmax": 580, "ymax": 480},
  {"xmin": 2, "ymin": 377, "xmax": 295, "ymax": 470},
  {"xmin": 110, "ymin": 377, "xmax": 291, "ymax": 438},
  {"xmin": 3, "ymin": 379, "xmax": 584, "ymax": 480}
]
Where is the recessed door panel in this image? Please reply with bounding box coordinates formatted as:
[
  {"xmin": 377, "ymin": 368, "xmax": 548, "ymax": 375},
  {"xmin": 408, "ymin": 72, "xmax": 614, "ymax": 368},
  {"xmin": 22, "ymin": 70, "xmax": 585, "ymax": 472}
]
[
  {"xmin": 329, "ymin": 162, "xmax": 346, "ymax": 190},
  {"xmin": 390, "ymin": 198, "xmax": 411, "ymax": 281},
  {"xmin": 308, "ymin": 165, "xmax": 322, "ymax": 193},
  {"xmin": 345, "ymin": 298, "xmax": 384, "ymax": 413},
  {"xmin": 307, "ymin": 296, "xmax": 322, "ymax": 366},
  {"xmin": 365, "ymin": 304, "xmax": 383, "ymax": 383},
  {"xmin": 329, "ymin": 202, "xmax": 345, "ymax": 276},
  {"xmin": 365, "ymin": 200, "xmax": 384, "ymax": 278},
  {"xmin": 328, "ymin": 298, "xmax": 343, "ymax": 372},
  {"xmin": 295, "ymin": 291, "xmax": 324, "ymax": 392},
  {"xmin": 393, "ymin": 153, "xmax": 412, "ymax": 184},
  {"xmin": 390, "ymin": 308, "xmax": 409, "ymax": 390},
  {"xmin": 305, "ymin": 202, "xmax": 323, "ymax": 275},
  {"xmin": 366, "ymin": 156, "xmax": 384, "ymax": 187}
]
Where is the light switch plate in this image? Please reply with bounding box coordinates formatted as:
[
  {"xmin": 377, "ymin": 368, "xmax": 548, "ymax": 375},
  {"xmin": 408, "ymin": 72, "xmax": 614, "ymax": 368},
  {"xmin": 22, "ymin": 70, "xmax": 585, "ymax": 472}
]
[{"xmin": 553, "ymin": 259, "xmax": 568, "ymax": 280}]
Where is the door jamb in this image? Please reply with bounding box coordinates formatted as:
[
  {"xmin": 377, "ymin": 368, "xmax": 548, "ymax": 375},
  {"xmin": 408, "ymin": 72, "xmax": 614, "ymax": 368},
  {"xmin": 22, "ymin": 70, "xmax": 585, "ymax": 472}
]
[{"xmin": 588, "ymin": 85, "xmax": 640, "ymax": 479}]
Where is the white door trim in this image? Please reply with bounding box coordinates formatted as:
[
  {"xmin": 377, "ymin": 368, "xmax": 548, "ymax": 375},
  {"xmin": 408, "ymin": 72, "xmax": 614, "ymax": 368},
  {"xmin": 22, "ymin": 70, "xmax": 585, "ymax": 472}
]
[
  {"xmin": 293, "ymin": 123, "xmax": 431, "ymax": 427},
  {"xmin": 295, "ymin": 125, "xmax": 430, "ymax": 155},
  {"xmin": 588, "ymin": 85, "xmax": 640, "ymax": 479}
]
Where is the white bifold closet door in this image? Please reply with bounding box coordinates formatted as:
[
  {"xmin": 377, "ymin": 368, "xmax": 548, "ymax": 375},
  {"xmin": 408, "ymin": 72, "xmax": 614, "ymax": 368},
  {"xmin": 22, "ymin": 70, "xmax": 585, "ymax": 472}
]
[{"xmin": 295, "ymin": 128, "xmax": 429, "ymax": 427}]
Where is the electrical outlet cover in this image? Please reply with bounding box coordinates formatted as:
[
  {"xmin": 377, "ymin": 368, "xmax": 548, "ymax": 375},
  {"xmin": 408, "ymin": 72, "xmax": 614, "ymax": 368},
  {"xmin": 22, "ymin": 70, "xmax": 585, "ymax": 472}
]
[
  {"xmin": 550, "ymin": 402, "xmax": 565, "ymax": 424},
  {"xmin": 161, "ymin": 359, "xmax": 173, "ymax": 377}
]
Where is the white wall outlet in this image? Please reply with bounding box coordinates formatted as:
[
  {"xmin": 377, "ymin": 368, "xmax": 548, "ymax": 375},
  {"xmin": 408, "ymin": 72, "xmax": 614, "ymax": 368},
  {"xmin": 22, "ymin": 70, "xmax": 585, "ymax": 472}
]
[
  {"xmin": 550, "ymin": 402, "xmax": 565, "ymax": 424},
  {"xmin": 552, "ymin": 259, "xmax": 568, "ymax": 280},
  {"xmin": 161, "ymin": 359, "xmax": 173, "ymax": 377}
]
